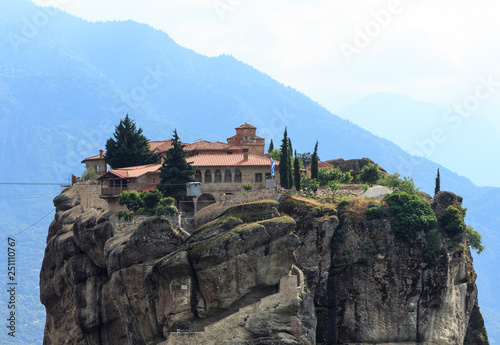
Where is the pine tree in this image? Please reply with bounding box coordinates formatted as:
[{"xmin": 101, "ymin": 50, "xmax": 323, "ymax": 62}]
[
  {"xmin": 158, "ymin": 129, "xmax": 195, "ymax": 201},
  {"xmin": 435, "ymin": 168, "xmax": 441, "ymax": 196},
  {"xmin": 279, "ymin": 128, "xmax": 289, "ymax": 188},
  {"xmin": 294, "ymin": 150, "xmax": 301, "ymax": 191},
  {"xmin": 105, "ymin": 114, "xmax": 158, "ymax": 169},
  {"xmin": 311, "ymin": 141, "xmax": 319, "ymax": 180},
  {"xmin": 268, "ymin": 139, "xmax": 274, "ymax": 153}
]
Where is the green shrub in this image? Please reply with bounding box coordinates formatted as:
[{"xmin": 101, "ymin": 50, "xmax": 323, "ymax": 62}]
[
  {"xmin": 242, "ymin": 183, "xmax": 253, "ymax": 192},
  {"xmin": 397, "ymin": 176, "xmax": 420, "ymax": 195},
  {"xmin": 384, "ymin": 190, "xmax": 437, "ymax": 241},
  {"xmin": 159, "ymin": 197, "xmax": 175, "ymax": 207},
  {"xmin": 331, "ymin": 227, "xmax": 346, "ymax": 246},
  {"xmin": 301, "ymin": 177, "xmax": 319, "ymax": 193},
  {"xmin": 378, "ymin": 172, "xmax": 402, "ymax": 189},
  {"xmin": 466, "ymin": 226, "xmax": 485, "ymax": 254},
  {"xmin": 329, "ymin": 181, "xmax": 339, "ymax": 199},
  {"xmin": 155, "ymin": 205, "xmax": 178, "ymax": 216},
  {"xmin": 119, "ymin": 211, "xmax": 134, "ymax": 222},
  {"xmin": 361, "ymin": 184, "xmax": 369, "ymax": 192},
  {"xmin": 438, "ymin": 206, "xmax": 464, "ymax": 236},
  {"xmin": 118, "ymin": 190, "xmax": 144, "ymax": 211},
  {"xmin": 364, "ymin": 203, "xmax": 387, "ymax": 219},
  {"xmin": 423, "ymin": 229, "xmax": 442, "ymax": 266},
  {"xmin": 140, "ymin": 189, "xmax": 163, "ymax": 208},
  {"xmin": 81, "ymin": 167, "xmax": 97, "ymax": 181},
  {"xmin": 359, "ymin": 164, "xmax": 382, "ymax": 186},
  {"xmin": 318, "ymin": 167, "xmax": 353, "ymax": 186},
  {"xmin": 337, "ymin": 199, "xmax": 350, "ymax": 208}
]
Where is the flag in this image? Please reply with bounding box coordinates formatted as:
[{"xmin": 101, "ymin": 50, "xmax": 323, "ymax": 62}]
[{"xmin": 270, "ymin": 158, "xmax": 275, "ymax": 176}]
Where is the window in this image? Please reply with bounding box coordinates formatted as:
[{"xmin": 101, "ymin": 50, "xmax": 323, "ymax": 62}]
[
  {"xmin": 195, "ymin": 170, "xmax": 202, "ymax": 182},
  {"xmin": 225, "ymin": 170, "xmax": 232, "ymax": 182},
  {"xmin": 265, "ymin": 173, "xmax": 271, "ymax": 180},
  {"xmin": 205, "ymin": 170, "xmax": 212, "ymax": 183},
  {"xmin": 214, "ymin": 170, "xmax": 222, "ymax": 183},
  {"xmin": 255, "ymin": 173, "xmax": 263, "ymax": 182},
  {"xmin": 235, "ymin": 169, "xmax": 242, "ymax": 182},
  {"xmin": 122, "ymin": 179, "xmax": 127, "ymax": 187},
  {"xmin": 95, "ymin": 166, "xmax": 100, "ymax": 173}
]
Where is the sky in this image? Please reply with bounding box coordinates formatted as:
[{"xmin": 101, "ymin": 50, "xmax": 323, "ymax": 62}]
[{"xmin": 31, "ymin": 0, "xmax": 500, "ymax": 187}]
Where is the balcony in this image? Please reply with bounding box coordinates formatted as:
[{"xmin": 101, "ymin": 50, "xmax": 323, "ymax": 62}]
[{"xmin": 101, "ymin": 186, "xmax": 128, "ymax": 197}]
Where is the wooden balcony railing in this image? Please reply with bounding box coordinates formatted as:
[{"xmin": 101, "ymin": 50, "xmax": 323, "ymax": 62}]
[{"xmin": 101, "ymin": 186, "xmax": 128, "ymax": 196}]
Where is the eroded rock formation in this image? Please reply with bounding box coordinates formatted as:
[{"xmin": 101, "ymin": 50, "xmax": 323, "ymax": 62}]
[{"xmin": 40, "ymin": 186, "xmax": 488, "ymax": 345}]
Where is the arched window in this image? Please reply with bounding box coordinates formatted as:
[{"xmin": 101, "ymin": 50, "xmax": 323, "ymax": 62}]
[
  {"xmin": 205, "ymin": 170, "xmax": 212, "ymax": 183},
  {"xmin": 234, "ymin": 169, "xmax": 242, "ymax": 182},
  {"xmin": 214, "ymin": 170, "xmax": 222, "ymax": 183},
  {"xmin": 195, "ymin": 170, "xmax": 202, "ymax": 182},
  {"xmin": 225, "ymin": 169, "xmax": 232, "ymax": 182}
]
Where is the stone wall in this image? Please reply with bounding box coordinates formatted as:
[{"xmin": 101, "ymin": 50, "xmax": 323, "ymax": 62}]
[
  {"xmin": 219, "ymin": 188, "xmax": 279, "ymax": 206},
  {"xmin": 74, "ymin": 182, "xmax": 108, "ymax": 211},
  {"xmin": 114, "ymin": 214, "xmax": 181, "ymax": 233},
  {"xmin": 83, "ymin": 158, "xmax": 107, "ymax": 176},
  {"xmin": 197, "ymin": 165, "xmax": 279, "ymax": 192},
  {"xmin": 161, "ymin": 273, "xmax": 303, "ymax": 345}
]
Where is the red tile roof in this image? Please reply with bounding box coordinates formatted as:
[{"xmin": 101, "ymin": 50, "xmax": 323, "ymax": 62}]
[
  {"xmin": 149, "ymin": 140, "xmax": 174, "ymax": 153},
  {"xmin": 187, "ymin": 154, "xmax": 278, "ymax": 167},
  {"xmin": 236, "ymin": 123, "xmax": 256, "ymax": 129},
  {"xmin": 81, "ymin": 154, "xmax": 106, "ymax": 163},
  {"xmin": 184, "ymin": 140, "xmax": 242, "ymax": 151},
  {"xmin": 97, "ymin": 164, "xmax": 161, "ymax": 180},
  {"xmin": 137, "ymin": 184, "xmax": 157, "ymax": 192}
]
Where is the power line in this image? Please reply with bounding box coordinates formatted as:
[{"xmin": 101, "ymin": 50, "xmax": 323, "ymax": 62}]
[
  {"xmin": 3, "ymin": 209, "xmax": 54, "ymax": 242},
  {"xmin": 0, "ymin": 182, "xmax": 66, "ymax": 186}
]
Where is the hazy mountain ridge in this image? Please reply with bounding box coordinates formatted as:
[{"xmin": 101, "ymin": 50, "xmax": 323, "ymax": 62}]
[{"xmin": 0, "ymin": 1, "xmax": 498, "ymax": 343}]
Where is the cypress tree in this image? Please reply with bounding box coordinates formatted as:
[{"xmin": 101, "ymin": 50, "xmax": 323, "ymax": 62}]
[
  {"xmin": 311, "ymin": 141, "xmax": 319, "ymax": 180},
  {"xmin": 435, "ymin": 168, "xmax": 441, "ymax": 196},
  {"xmin": 294, "ymin": 150, "xmax": 301, "ymax": 191},
  {"xmin": 158, "ymin": 129, "xmax": 195, "ymax": 201},
  {"xmin": 279, "ymin": 128, "xmax": 289, "ymax": 188},
  {"xmin": 268, "ymin": 139, "xmax": 274, "ymax": 153},
  {"xmin": 105, "ymin": 114, "xmax": 158, "ymax": 169}
]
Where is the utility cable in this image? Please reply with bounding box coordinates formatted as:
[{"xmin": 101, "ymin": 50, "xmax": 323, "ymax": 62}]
[{"xmin": 3, "ymin": 209, "xmax": 54, "ymax": 242}]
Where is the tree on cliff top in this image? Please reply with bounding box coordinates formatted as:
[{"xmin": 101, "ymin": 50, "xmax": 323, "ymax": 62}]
[
  {"xmin": 435, "ymin": 168, "xmax": 441, "ymax": 196},
  {"xmin": 279, "ymin": 128, "xmax": 291, "ymax": 188},
  {"xmin": 311, "ymin": 141, "xmax": 319, "ymax": 180},
  {"xmin": 157, "ymin": 129, "xmax": 195, "ymax": 201},
  {"xmin": 105, "ymin": 114, "xmax": 158, "ymax": 169}
]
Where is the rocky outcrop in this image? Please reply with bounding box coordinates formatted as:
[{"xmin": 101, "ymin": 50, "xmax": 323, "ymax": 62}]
[
  {"xmin": 326, "ymin": 157, "xmax": 388, "ymax": 182},
  {"xmin": 41, "ymin": 189, "xmax": 311, "ymax": 345},
  {"xmin": 41, "ymin": 186, "xmax": 487, "ymax": 345}
]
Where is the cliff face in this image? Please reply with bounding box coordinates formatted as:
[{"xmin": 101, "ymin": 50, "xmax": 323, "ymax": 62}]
[{"xmin": 40, "ymin": 186, "xmax": 487, "ymax": 344}]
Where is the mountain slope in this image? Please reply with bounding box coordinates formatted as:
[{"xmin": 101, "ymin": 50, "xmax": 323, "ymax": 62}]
[{"xmin": 336, "ymin": 92, "xmax": 500, "ymax": 187}]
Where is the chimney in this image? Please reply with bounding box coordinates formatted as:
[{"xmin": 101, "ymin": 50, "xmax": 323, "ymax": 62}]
[
  {"xmin": 99, "ymin": 149, "xmax": 104, "ymax": 158},
  {"xmin": 243, "ymin": 148, "xmax": 249, "ymax": 161}
]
